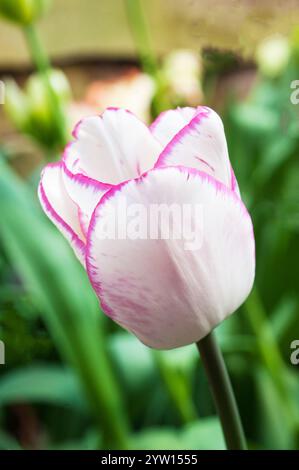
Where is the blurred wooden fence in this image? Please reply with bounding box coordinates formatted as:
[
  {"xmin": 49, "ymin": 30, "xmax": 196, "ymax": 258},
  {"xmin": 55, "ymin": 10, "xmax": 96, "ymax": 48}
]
[{"xmin": 0, "ymin": 0, "xmax": 299, "ymax": 67}]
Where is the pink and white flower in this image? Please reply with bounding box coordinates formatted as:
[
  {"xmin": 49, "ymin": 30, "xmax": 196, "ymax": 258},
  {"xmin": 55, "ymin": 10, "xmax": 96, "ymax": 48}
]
[{"xmin": 38, "ymin": 106, "xmax": 255, "ymax": 349}]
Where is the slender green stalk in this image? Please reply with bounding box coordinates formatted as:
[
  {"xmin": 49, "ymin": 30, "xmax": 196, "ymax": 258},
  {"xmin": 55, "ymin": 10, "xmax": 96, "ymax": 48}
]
[
  {"xmin": 196, "ymin": 332, "xmax": 247, "ymax": 450},
  {"xmin": 23, "ymin": 22, "xmax": 50, "ymax": 73},
  {"xmin": 23, "ymin": 23, "xmax": 68, "ymax": 146},
  {"xmin": 124, "ymin": 0, "xmax": 171, "ymax": 113},
  {"xmin": 152, "ymin": 350, "xmax": 197, "ymax": 424},
  {"xmin": 125, "ymin": 0, "xmax": 159, "ymax": 78}
]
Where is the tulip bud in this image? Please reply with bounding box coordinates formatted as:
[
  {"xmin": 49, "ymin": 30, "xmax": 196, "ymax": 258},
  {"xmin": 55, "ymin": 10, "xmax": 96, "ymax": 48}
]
[
  {"xmin": 4, "ymin": 79, "xmax": 30, "ymax": 132},
  {"xmin": 256, "ymin": 35, "xmax": 290, "ymax": 78},
  {"xmin": 0, "ymin": 0, "xmax": 50, "ymax": 25},
  {"xmin": 26, "ymin": 69, "xmax": 71, "ymax": 148},
  {"xmin": 163, "ymin": 49, "xmax": 203, "ymax": 105},
  {"xmin": 5, "ymin": 70, "xmax": 71, "ymax": 150},
  {"xmin": 26, "ymin": 69, "xmax": 71, "ymax": 126}
]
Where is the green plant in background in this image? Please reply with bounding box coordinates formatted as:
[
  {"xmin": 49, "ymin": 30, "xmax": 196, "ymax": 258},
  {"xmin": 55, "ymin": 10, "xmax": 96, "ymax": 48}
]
[
  {"xmin": 224, "ymin": 33, "xmax": 299, "ymax": 449},
  {"xmin": 0, "ymin": 0, "xmax": 129, "ymax": 450},
  {"xmin": 0, "ymin": 156, "xmax": 130, "ymax": 449},
  {"xmin": 125, "ymin": 0, "xmax": 189, "ymax": 115},
  {"xmin": 5, "ymin": 70, "xmax": 71, "ymax": 154},
  {"xmin": 1, "ymin": 0, "xmax": 68, "ymax": 151}
]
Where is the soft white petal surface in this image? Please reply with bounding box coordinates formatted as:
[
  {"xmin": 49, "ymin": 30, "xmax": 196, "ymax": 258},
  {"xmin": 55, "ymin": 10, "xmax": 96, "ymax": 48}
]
[
  {"xmin": 64, "ymin": 108, "xmax": 162, "ymax": 185},
  {"xmin": 155, "ymin": 107, "xmax": 233, "ymax": 189},
  {"xmin": 62, "ymin": 165, "xmax": 111, "ymax": 237},
  {"xmin": 38, "ymin": 163, "xmax": 85, "ymax": 263},
  {"xmin": 150, "ymin": 107, "xmax": 197, "ymax": 147},
  {"xmin": 86, "ymin": 166, "xmax": 255, "ymax": 349}
]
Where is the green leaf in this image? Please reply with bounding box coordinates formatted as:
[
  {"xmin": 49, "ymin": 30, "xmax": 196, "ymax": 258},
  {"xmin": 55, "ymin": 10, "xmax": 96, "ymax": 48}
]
[
  {"xmin": 0, "ymin": 365, "xmax": 87, "ymax": 412},
  {"xmin": 0, "ymin": 429, "xmax": 22, "ymax": 450},
  {"xmin": 0, "ymin": 159, "xmax": 129, "ymax": 448},
  {"xmin": 109, "ymin": 332, "xmax": 154, "ymax": 393},
  {"xmin": 231, "ymin": 103, "xmax": 279, "ymax": 136},
  {"xmin": 181, "ymin": 418, "xmax": 225, "ymax": 450},
  {"xmin": 0, "ymin": 158, "xmax": 102, "ymax": 363},
  {"xmin": 49, "ymin": 429, "xmax": 100, "ymax": 450},
  {"xmin": 255, "ymin": 367, "xmax": 295, "ymax": 449},
  {"xmin": 134, "ymin": 428, "xmax": 182, "ymax": 450},
  {"xmin": 271, "ymin": 296, "xmax": 298, "ymax": 341},
  {"xmin": 133, "ymin": 418, "xmax": 225, "ymax": 450}
]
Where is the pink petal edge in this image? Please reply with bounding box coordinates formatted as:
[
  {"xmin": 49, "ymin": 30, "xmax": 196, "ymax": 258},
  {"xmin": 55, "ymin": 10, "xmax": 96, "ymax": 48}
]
[
  {"xmin": 64, "ymin": 107, "xmax": 160, "ymax": 185},
  {"xmin": 62, "ymin": 162, "xmax": 112, "ymax": 237},
  {"xmin": 154, "ymin": 107, "xmax": 239, "ymax": 192},
  {"xmin": 71, "ymin": 107, "xmax": 137, "ymax": 139},
  {"xmin": 38, "ymin": 162, "xmax": 86, "ymax": 264},
  {"xmin": 62, "ymin": 161, "xmax": 112, "ymax": 192},
  {"xmin": 149, "ymin": 106, "xmax": 197, "ymax": 133},
  {"xmin": 154, "ymin": 107, "xmax": 210, "ymax": 168}
]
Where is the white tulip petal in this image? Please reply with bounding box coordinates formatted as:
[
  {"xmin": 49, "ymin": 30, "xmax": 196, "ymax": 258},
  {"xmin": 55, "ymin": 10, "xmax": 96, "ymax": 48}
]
[
  {"xmin": 64, "ymin": 108, "xmax": 162, "ymax": 185},
  {"xmin": 155, "ymin": 107, "xmax": 233, "ymax": 189},
  {"xmin": 62, "ymin": 164, "xmax": 111, "ymax": 237},
  {"xmin": 86, "ymin": 166, "xmax": 255, "ymax": 349},
  {"xmin": 150, "ymin": 107, "xmax": 197, "ymax": 146},
  {"xmin": 38, "ymin": 163, "xmax": 85, "ymax": 264}
]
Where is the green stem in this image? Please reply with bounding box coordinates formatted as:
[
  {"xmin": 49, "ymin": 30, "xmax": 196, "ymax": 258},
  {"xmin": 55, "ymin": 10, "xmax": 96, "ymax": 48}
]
[
  {"xmin": 152, "ymin": 350, "xmax": 197, "ymax": 424},
  {"xmin": 124, "ymin": 0, "xmax": 159, "ymax": 78},
  {"xmin": 196, "ymin": 332, "xmax": 247, "ymax": 450},
  {"xmin": 23, "ymin": 23, "xmax": 68, "ymax": 147},
  {"xmin": 124, "ymin": 0, "xmax": 170, "ymax": 113},
  {"xmin": 23, "ymin": 23, "xmax": 50, "ymax": 73}
]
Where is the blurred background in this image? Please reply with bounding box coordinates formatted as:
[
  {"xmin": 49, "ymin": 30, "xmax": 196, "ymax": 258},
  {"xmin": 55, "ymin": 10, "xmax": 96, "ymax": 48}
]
[{"xmin": 0, "ymin": 0, "xmax": 299, "ymax": 450}]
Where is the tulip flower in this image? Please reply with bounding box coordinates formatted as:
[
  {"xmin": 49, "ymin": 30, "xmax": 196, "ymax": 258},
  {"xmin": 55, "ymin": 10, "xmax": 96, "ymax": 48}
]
[
  {"xmin": 39, "ymin": 106, "xmax": 254, "ymax": 449},
  {"xmin": 38, "ymin": 106, "xmax": 255, "ymax": 349}
]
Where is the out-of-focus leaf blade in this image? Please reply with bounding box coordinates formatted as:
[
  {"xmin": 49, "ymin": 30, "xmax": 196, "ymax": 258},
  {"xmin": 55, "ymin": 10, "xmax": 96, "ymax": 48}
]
[
  {"xmin": 0, "ymin": 159, "xmax": 129, "ymax": 448},
  {"xmin": 133, "ymin": 418, "xmax": 225, "ymax": 450},
  {"xmin": 0, "ymin": 429, "xmax": 22, "ymax": 450},
  {"xmin": 255, "ymin": 367, "xmax": 295, "ymax": 449},
  {"xmin": 0, "ymin": 365, "xmax": 87, "ymax": 412}
]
